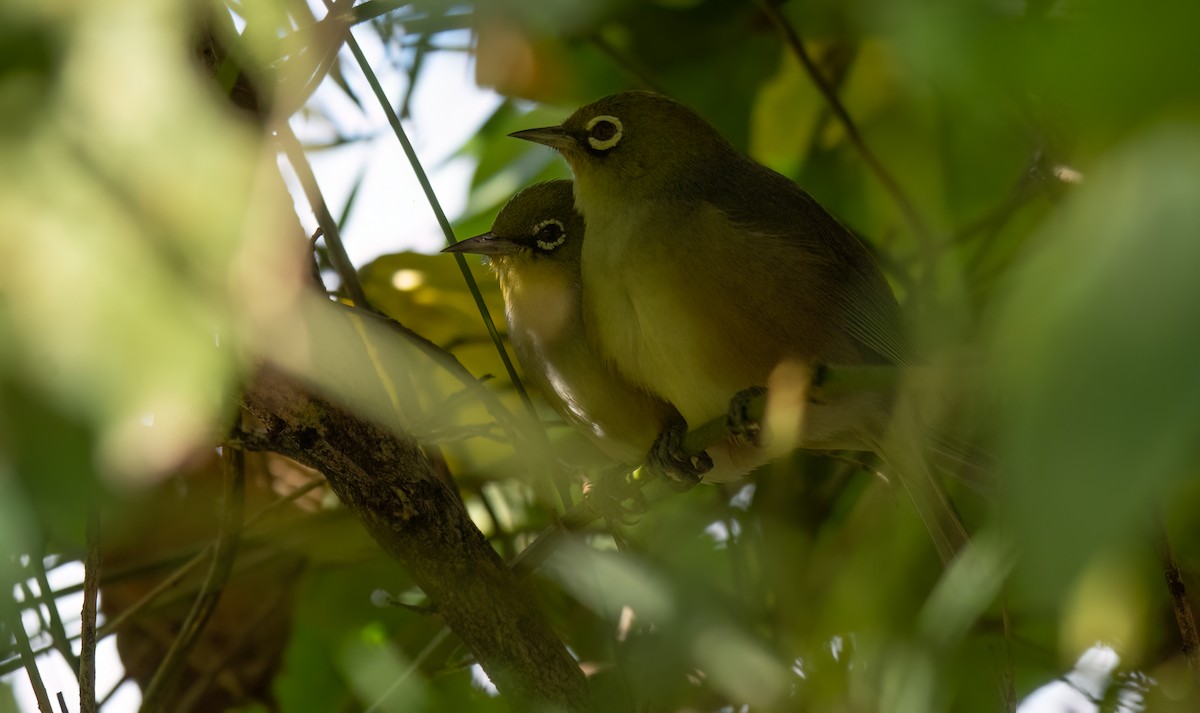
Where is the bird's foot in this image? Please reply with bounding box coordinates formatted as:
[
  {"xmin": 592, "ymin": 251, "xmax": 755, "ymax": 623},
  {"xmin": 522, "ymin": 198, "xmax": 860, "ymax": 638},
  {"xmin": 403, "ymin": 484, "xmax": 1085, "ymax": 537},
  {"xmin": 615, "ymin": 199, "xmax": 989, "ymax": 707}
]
[
  {"xmin": 647, "ymin": 421, "xmax": 711, "ymax": 491},
  {"xmin": 727, "ymin": 386, "xmax": 768, "ymax": 447}
]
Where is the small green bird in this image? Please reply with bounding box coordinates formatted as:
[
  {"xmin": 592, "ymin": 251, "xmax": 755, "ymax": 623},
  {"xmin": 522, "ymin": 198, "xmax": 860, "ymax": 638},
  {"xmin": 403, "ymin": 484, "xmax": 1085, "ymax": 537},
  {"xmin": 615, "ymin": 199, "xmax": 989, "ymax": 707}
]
[
  {"xmin": 443, "ymin": 180, "xmax": 688, "ymax": 469},
  {"xmin": 510, "ymin": 92, "xmax": 968, "ymax": 562}
]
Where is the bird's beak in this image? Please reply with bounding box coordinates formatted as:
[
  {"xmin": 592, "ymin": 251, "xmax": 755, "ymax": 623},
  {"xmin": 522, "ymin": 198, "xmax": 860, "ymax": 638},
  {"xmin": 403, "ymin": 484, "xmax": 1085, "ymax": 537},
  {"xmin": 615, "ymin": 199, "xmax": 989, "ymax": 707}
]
[
  {"xmin": 442, "ymin": 232, "xmax": 522, "ymax": 256},
  {"xmin": 508, "ymin": 125, "xmax": 575, "ymax": 151}
]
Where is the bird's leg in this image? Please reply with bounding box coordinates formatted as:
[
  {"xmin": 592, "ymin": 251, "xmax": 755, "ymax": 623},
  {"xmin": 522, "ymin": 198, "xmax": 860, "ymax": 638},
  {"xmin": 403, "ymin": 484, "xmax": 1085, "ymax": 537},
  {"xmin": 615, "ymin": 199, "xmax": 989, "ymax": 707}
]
[
  {"xmin": 647, "ymin": 420, "xmax": 712, "ymax": 490},
  {"xmin": 726, "ymin": 386, "xmax": 768, "ymax": 447}
]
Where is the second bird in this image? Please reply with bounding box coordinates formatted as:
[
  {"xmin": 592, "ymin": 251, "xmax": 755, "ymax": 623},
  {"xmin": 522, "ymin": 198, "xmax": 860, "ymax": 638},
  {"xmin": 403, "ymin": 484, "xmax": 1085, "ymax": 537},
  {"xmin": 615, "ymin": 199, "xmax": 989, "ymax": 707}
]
[{"xmin": 444, "ymin": 180, "xmax": 678, "ymax": 467}]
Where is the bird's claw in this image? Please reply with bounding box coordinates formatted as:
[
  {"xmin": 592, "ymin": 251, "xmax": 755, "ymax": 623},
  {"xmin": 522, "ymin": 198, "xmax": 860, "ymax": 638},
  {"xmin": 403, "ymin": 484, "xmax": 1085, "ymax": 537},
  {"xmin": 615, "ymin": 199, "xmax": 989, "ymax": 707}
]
[
  {"xmin": 727, "ymin": 386, "xmax": 768, "ymax": 447},
  {"xmin": 647, "ymin": 421, "xmax": 712, "ymax": 491}
]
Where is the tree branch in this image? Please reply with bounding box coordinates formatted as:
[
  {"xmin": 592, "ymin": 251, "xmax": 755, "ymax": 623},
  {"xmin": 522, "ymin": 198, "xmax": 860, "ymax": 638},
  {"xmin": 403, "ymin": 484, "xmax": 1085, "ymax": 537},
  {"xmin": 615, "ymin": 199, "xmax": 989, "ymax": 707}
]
[
  {"xmin": 1158, "ymin": 525, "xmax": 1200, "ymax": 687},
  {"xmin": 239, "ymin": 366, "xmax": 588, "ymax": 712}
]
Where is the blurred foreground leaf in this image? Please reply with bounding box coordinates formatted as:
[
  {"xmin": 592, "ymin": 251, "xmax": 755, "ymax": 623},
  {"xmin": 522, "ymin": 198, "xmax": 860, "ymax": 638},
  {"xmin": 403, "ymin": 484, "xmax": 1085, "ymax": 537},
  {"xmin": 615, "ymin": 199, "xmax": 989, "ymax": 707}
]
[
  {"xmin": 991, "ymin": 125, "xmax": 1200, "ymax": 605},
  {"xmin": 0, "ymin": 0, "xmax": 303, "ymax": 485}
]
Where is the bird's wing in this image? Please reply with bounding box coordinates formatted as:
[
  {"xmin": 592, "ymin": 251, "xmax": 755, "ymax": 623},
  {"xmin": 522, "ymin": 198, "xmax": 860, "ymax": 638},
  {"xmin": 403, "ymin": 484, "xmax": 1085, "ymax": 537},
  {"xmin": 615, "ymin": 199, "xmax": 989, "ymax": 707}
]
[
  {"xmin": 711, "ymin": 162, "xmax": 912, "ymax": 366},
  {"xmin": 827, "ymin": 234, "xmax": 913, "ymax": 367}
]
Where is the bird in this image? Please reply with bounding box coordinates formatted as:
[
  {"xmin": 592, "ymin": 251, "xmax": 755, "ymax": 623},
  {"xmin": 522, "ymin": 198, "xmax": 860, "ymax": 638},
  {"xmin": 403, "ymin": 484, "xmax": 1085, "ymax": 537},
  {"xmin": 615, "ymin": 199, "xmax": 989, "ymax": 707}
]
[
  {"xmin": 443, "ymin": 180, "xmax": 692, "ymax": 470},
  {"xmin": 509, "ymin": 91, "xmax": 969, "ymax": 562}
]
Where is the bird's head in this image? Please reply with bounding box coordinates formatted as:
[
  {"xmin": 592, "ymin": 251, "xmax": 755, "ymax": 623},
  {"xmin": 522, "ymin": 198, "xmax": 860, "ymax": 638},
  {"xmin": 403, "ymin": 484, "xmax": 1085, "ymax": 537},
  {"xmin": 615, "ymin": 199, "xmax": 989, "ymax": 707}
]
[
  {"xmin": 508, "ymin": 91, "xmax": 734, "ymax": 205},
  {"xmin": 442, "ymin": 179, "xmax": 583, "ymax": 278}
]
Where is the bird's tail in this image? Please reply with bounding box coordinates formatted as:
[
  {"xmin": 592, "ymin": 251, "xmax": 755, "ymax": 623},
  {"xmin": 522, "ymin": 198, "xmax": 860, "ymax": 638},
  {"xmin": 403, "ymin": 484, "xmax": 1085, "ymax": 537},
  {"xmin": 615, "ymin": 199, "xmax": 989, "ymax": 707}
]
[
  {"xmin": 866, "ymin": 397, "xmax": 972, "ymax": 566},
  {"xmin": 928, "ymin": 429, "xmax": 997, "ymax": 499}
]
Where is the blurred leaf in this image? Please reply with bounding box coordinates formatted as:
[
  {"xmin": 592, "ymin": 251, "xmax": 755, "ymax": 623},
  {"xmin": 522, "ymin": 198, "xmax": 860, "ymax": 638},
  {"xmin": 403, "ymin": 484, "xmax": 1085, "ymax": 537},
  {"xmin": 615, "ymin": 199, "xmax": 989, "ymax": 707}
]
[
  {"xmin": 545, "ymin": 541, "xmax": 675, "ymax": 624},
  {"xmin": 276, "ymin": 561, "xmax": 436, "ymax": 711},
  {"xmin": 0, "ymin": 380, "xmax": 100, "ymax": 547},
  {"xmin": 691, "ymin": 623, "xmax": 792, "ymax": 707},
  {"xmin": 882, "ymin": 0, "xmax": 1200, "ymax": 140},
  {"xmin": 991, "ymin": 125, "xmax": 1200, "ymax": 604},
  {"xmin": 7, "ymin": 0, "xmax": 1200, "ymax": 709},
  {"xmin": 341, "ymin": 631, "xmax": 429, "ymax": 712},
  {"xmin": 0, "ymin": 684, "xmax": 16, "ymax": 713},
  {"xmin": 361, "ymin": 251, "xmax": 503, "ymax": 352},
  {"xmin": 0, "ymin": 0, "xmax": 303, "ymax": 484}
]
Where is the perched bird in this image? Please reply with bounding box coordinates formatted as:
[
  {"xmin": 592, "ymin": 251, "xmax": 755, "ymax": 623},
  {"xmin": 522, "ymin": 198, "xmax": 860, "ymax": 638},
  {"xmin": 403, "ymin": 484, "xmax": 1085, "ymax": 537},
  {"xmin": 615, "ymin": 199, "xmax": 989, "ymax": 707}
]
[
  {"xmin": 510, "ymin": 91, "xmax": 968, "ymax": 562},
  {"xmin": 443, "ymin": 180, "xmax": 683, "ymax": 468}
]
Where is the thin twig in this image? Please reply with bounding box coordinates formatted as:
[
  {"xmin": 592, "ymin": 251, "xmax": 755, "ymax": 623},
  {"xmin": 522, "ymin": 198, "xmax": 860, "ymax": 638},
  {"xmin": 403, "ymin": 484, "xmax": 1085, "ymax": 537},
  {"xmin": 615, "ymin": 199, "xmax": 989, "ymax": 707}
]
[
  {"xmin": 16, "ymin": 581, "xmax": 54, "ymax": 660},
  {"xmin": 3, "ymin": 591, "xmax": 54, "ymax": 712},
  {"xmin": 174, "ymin": 564, "xmax": 300, "ymax": 713},
  {"xmin": 28, "ymin": 546, "xmax": 80, "ymax": 677},
  {"xmin": 757, "ymin": 0, "xmax": 936, "ymax": 271},
  {"xmin": 330, "ymin": 5, "xmax": 536, "ymax": 417},
  {"xmin": 1158, "ymin": 525, "xmax": 1200, "ymax": 687},
  {"xmin": 80, "ymin": 511, "xmax": 101, "ymax": 713},
  {"xmin": 276, "ymin": 124, "xmax": 373, "ymax": 312},
  {"xmin": 0, "ymin": 560, "xmax": 198, "ymax": 680},
  {"xmin": 350, "ymin": 0, "xmax": 413, "ymax": 26},
  {"xmin": 949, "ymin": 178, "xmax": 1041, "ymax": 250},
  {"xmin": 423, "ymin": 423, "xmax": 510, "ymax": 444},
  {"xmin": 500, "ymin": 364, "xmax": 910, "ymax": 576},
  {"xmin": 589, "ymin": 34, "xmax": 668, "ymax": 94},
  {"xmin": 94, "ymin": 477, "xmax": 322, "ymax": 649},
  {"xmin": 364, "ymin": 628, "xmax": 452, "ymax": 713},
  {"xmin": 140, "ymin": 445, "xmax": 247, "ymax": 710},
  {"xmin": 0, "ymin": 475, "xmax": 330, "ymax": 678},
  {"xmin": 681, "ymin": 364, "xmax": 901, "ymax": 456},
  {"xmin": 999, "ymin": 594, "xmax": 1016, "ymax": 713},
  {"xmin": 99, "ymin": 674, "xmax": 132, "ymax": 707},
  {"xmin": 324, "ymin": 477, "xmax": 629, "ymax": 697},
  {"xmin": 960, "ymin": 151, "xmax": 1056, "ymax": 281},
  {"xmin": 819, "ymin": 452, "xmax": 888, "ymax": 483},
  {"xmin": 477, "ymin": 485, "xmax": 507, "ymax": 543},
  {"xmin": 272, "ymin": 26, "xmax": 438, "ymax": 447},
  {"xmin": 326, "ymin": 1, "xmax": 577, "ymax": 510},
  {"xmin": 246, "ymin": 476, "xmax": 329, "ymax": 527},
  {"xmin": 333, "ymin": 303, "xmax": 526, "ymax": 446},
  {"xmin": 91, "ymin": 476, "xmax": 319, "ymax": 646}
]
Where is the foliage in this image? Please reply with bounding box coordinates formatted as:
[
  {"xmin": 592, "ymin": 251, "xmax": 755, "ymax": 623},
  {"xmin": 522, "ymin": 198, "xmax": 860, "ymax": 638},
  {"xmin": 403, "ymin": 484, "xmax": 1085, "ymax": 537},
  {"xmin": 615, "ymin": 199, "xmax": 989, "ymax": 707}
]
[{"xmin": 2, "ymin": 0, "xmax": 1200, "ymax": 711}]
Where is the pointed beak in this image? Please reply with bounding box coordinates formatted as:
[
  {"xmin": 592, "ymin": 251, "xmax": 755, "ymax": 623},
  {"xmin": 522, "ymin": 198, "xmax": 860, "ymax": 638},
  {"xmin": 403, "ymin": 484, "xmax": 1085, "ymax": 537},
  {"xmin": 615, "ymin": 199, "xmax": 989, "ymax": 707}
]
[
  {"xmin": 508, "ymin": 125, "xmax": 576, "ymax": 151},
  {"xmin": 442, "ymin": 233, "xmax": 522, "ymax": 256}
]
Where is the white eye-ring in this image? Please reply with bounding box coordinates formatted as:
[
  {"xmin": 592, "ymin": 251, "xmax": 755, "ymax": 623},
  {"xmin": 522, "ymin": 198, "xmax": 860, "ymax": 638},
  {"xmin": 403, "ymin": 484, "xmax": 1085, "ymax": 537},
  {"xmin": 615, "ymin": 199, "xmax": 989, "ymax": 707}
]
[
  {"xmin": 533, "ymin": 219, "xmax": 566, "ymax": 250},
  {"xmin": 586, "ymin": 115, "xmax": 623, "ymax": 151}
]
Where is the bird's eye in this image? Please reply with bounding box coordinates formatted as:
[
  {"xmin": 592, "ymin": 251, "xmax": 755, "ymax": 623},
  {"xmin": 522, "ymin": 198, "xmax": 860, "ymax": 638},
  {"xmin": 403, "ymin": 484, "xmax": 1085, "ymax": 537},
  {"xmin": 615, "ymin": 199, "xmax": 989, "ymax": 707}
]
[
  {"xmin": 586, "ymin": 115, "xmax": 623, "ymax": 151},
  {"xmin": 533, "ymin": 219, "xmax": 566, "ymax": 251}
]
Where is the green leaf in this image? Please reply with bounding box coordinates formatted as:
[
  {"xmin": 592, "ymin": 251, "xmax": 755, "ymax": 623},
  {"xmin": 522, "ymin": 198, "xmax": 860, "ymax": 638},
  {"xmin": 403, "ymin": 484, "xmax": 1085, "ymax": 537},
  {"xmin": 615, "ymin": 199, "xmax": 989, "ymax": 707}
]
[{"xmin": 990, "ymin": 125, "xmax": 1200, "ymax": 604}]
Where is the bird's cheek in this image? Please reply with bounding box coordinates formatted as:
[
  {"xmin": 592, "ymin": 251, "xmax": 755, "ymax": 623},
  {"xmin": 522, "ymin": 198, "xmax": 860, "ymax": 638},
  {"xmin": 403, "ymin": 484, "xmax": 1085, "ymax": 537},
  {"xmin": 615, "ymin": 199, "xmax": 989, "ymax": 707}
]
[{"xmin": 559, "ymin": 146, "xmax": 587, "ymax": 170}]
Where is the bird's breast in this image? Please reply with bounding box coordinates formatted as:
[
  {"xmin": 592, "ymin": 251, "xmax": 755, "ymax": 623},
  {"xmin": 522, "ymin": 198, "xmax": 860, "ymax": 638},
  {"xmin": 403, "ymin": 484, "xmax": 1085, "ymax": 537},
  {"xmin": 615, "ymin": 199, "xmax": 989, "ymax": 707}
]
[
  {"xmin": 502, "ymin": 268, "xmax": 576, "ymax": 348},
  {"xmin": 503, "ymin": 262, "xmax": 670, "ymax": 464},
  {"xmin": 579, "ymin": 202, "xmax": 740, "ymax": 425}
]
